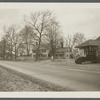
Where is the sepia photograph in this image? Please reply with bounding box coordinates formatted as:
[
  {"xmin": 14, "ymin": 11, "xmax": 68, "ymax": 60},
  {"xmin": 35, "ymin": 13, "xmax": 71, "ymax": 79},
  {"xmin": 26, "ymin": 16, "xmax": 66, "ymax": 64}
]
[{"xmin": 0, "ymin": 3, "xmax": 100, "ymax": 93}]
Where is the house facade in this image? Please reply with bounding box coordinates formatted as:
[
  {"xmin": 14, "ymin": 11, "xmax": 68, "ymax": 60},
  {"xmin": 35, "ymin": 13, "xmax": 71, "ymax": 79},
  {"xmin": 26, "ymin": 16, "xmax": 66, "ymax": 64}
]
[
  {"xmin": 54, "ymin": 47, "xmax": 72, "ymax": 59},
  {"xmin": 76, "ymin": 36, "xmax": 100, "ymax": 59},
  {"xmin": 32, "ymin": 45, "xmax": 50, "ymax": 59},
  {"xmin": 32, "ymin": 43, "xmax": 73, "ymax": 59}
]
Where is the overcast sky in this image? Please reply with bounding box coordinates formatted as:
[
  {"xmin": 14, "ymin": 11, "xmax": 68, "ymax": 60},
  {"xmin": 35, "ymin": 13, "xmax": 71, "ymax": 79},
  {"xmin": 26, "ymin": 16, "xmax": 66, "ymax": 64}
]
[{"xmin": 0, "ymin": 3, "xmax": 100, "ymax": 40}]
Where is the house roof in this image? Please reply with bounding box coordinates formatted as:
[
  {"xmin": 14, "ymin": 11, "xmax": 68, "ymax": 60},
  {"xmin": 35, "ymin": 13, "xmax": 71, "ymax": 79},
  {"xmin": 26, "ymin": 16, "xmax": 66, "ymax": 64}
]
[
  {"xmin": 32, "ymin": 44, "xmax": 50, "ymax": 50},
  {"xmin": 55, "ymin": 47, "xmax": 70, "ymax": 52},
  {"xmin": 96, "ymin": 36, "xmax": 100, "ymax": 41},
  {"xmin": 76, "ymin": 37, "xmax": 100, "ymax": 48}
]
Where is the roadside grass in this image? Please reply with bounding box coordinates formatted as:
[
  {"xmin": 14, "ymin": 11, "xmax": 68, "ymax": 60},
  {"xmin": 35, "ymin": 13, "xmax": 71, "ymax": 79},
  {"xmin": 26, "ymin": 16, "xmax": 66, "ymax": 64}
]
[
  {"xmin": 1, "ymin": 57, "xmax": 100, "ymax": 72},
  {"xmin": 49, "ymin": 59, "xmax": 100, "ymax": 72},
  {"xmin": 0, "ymin": 65, "xmax": 70, "ymax": 91},
  {"xmin": 28, "ymin": 58, "xmax": 100, "ymax": 72},
  {"xmin": 3, "ymin": 57, "xmax": 100, "ymax": 72}
]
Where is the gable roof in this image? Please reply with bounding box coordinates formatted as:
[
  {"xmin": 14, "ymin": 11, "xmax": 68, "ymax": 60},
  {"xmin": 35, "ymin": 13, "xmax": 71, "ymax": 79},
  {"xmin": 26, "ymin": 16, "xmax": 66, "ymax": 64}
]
[
  {"xmin": 76, "ymin": 37, "xmax": 100, "ymax": 48},
  {"xmin": 55, "ymin": 47, "xmax": 70, "ymax": 52},
  {"xmin": 96, "ymin": 36, "xmax": 100, "ymax": 41},
  {"xmin": 32, "ymin": 44, "xmax": 50, "ymax": 50}
]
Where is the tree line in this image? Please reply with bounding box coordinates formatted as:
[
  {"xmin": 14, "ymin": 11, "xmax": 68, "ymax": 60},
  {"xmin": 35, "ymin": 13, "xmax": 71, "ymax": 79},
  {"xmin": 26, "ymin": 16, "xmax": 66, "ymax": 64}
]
[{"xmin": 0, "ymin": 10, "xmax": 86, "ymax": 60}]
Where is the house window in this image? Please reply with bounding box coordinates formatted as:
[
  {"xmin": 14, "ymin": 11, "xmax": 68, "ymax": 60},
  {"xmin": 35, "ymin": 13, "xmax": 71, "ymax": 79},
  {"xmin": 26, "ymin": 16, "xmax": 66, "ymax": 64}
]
[
  {"xmin": 92, "ymin": 47, "xmax": 97, "ymax": 51},
  {"xmin": 42, "ymin": 54, "xmax": 47, "ymax": 57},
  {"xmin": 41, "ymin": 49, "xmax": 46, "ymax": 53},
  {"xmin": 33, "ymin": 50, "xmax": 36, "ymax": 53}
]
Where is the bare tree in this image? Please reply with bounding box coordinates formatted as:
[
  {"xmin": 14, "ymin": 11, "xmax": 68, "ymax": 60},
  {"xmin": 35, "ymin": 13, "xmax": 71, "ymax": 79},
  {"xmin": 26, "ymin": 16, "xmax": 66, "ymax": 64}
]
[
  {"xmin": 46, "ymin": 22, "xmax": 61, "ymax": 56},
  {"xmin": 65, "ymin": 33, "xmax": 86, "ymax": 53},
  {"xmin": 13, "ymin": 32, "xmax": 21, "ymax": 59},
  {"xmin": 72, "ymin": 33, "xmax": 86, "ymax": 57},
  {"xmin": 73, "ymin": 33, "xmax": 86, "ymax": 46},
  {"xmin": 65, "ymin": 35, "xmax": 73, "ymax": 52},
  {"xmin": 20, "ymin": 25, "xmax": 36, "ymax": 56},
  {"xmin": 0, "ymin": 37, "xmax": 7, "ymax": 59},
  {"xmin": 3, "ymin": 25, "xmax": 20, "ymax": 60},
  {"xmin": 24, "ymin": 10, "xmax": 55, "ymax": 60}
]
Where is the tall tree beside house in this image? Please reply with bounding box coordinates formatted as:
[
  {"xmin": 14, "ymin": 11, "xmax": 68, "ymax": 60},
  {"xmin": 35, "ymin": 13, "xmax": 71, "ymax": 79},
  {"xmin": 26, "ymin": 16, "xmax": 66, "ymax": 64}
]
[
  {"xmin": 65, "ymin": 35, "xmax": 73, "ymax": 52},
  {"xmin": 3, "ymin": 25, "xmax": 21, "ymax": 59},
  {"xmin": 0, "ymin": 31, "xmax": 15, "ymax": 60},
  {"xmin": 24, "ymin": 10, "xmax": 55, "ymax": 60},
  {"xmin": 20, "ymin": 25, "xmax": 36, "ymax": 56},
  {"xmin": 72, "ymin": 33, "xmax": 86, "ymax": 57},
  {"xmin": 3, "ymin": 26, "xmax": 13, "ymax": 60},
  {"xmin": 13, "ymin": 31, "xmax": 22, "ymax": 59},
  {"xmin": 0, "ymin": 37, "xmax": 7, "ymax": 59},
  {"xmin": 46, "ymin": 22, "xmax": 62, "ymax": 56},
  {"xmin": 73, "ymin": 33, "xmax": 86, "ymax": 47},
  {"xmin": 65, "ymin": 33, "xmax": 86, "ymax": 57},
  {"xmin": 65, "ymin": 33, "xmax": 86, "ymax": 49}
]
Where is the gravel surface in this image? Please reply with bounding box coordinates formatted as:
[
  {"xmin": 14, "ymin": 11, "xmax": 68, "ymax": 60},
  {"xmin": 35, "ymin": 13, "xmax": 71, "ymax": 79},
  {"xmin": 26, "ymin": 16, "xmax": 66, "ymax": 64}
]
[{"xmin": 0, "ymin": 65, "xmax": 68, "ymax": 92}]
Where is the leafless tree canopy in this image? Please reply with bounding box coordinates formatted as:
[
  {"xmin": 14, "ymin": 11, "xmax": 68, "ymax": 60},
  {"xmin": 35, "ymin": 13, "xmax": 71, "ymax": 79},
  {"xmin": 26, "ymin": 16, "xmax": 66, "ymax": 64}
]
[
  {"xmin": 2, "ymin": 25, "xmax": 20, "ymax": 59},
  {"xmin": 73, "ymin": 33, "xmax": 86, "ymax": 46},
  {"xmin": 20, "ymin": 25, "xmax": 36, "ymax": 56},
  {"xmin": 0, "ymin": 10, "xmax": 86, "ymax": 60},
  {"xmin": 46, "ymin": 22, "xmax": 61, "ymax": 56},
  {"xmin": 24, "ymin": 10, "xmax": 57, "ymax": 60}
]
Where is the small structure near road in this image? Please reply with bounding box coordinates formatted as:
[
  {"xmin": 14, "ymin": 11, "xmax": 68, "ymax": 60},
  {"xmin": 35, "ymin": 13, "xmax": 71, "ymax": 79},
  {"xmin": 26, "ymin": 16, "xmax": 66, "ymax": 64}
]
[{"xmin": 75, "ymin": 36, "xmax": 100, "ymax": 64}]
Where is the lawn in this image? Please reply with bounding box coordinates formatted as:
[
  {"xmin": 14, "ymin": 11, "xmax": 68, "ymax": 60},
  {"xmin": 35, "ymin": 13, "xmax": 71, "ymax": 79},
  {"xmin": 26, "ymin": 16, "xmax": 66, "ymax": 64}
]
[
  {"xmin": 37, "ymin": 59, "xmax": 100, "ymax": 72},
  {"xmin": 54, "ymin": 59, "xmax": 100, "ymax": 71}
]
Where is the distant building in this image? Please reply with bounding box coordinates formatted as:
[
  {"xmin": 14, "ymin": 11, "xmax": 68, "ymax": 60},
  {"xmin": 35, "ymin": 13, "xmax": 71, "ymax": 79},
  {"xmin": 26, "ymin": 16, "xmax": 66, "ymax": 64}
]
[
  {"xmin": 54, "ymin": 47, "xmax": 72, "ymax": 59},
  {"xmin": 32, "ymin": 42, "xmax": 73, "ymax": 59},
  {"xmin": 76, "ymin": 36, "xmax": 100, "ymax": 58},
  {"xmin": 32, "ymin": 44, "xmax": 50, "ymax": 59}
]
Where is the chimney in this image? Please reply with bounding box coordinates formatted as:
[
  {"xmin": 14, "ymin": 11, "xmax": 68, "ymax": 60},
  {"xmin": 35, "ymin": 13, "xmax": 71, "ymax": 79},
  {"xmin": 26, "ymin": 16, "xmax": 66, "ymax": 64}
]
[{"xmin": 61, "ymin": 42, "xmax": 63, "ymax": 48}]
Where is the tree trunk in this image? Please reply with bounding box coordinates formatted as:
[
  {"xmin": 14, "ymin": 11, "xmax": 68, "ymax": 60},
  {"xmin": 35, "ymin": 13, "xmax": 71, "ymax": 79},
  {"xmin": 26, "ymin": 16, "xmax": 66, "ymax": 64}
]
[
  {"xmin": 50, "ymin": 40, "xmax": 55, "ymax": 57},
  {"xmin": 27, "ymin": 44, "xmax": 29, "ymax": 56},
  {"xmin": 10, "ymin": 44, "xmax": 13, "ymax": 60},
  {"xmin": 15, "ymin": 44, "xmax": 17, "ymax": 59},
  {"xmin": 3, "ymin": 40, "xmax": 6, "ymax": 60},
  {"xmin": 36, "ymin": 36, "xmax": 41, "ymax": 61}
]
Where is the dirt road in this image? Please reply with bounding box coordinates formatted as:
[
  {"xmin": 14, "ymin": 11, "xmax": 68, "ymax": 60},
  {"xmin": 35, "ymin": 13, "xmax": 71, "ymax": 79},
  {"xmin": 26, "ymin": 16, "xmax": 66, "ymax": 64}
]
[{"xmin": 0, "ymin": 60, "xmax": 100, "ymax": 91}]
